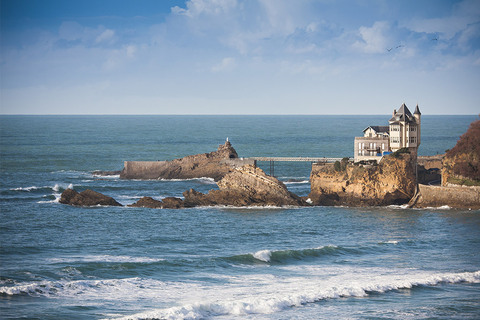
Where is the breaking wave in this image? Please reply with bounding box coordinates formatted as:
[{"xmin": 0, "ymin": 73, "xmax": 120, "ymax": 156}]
[
  {"xmin": 225, "ymin": 246, "xmax": 352, "ymax": 264},
  {"xmin": 109, "ymin": 270, "xmax": 480, "ymax": 320}
]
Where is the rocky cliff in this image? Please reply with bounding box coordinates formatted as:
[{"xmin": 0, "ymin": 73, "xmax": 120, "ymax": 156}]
[
  {"xmin": 120, "ymin": 140, "xmax": 253, "ymax": 181},
  {"xmin": 441, "ymin": 119, "xmax": 480, "ymax": 186},
  {"xmin": 309, "ymin": 152, "xmax": 416, "ymax": 206}
]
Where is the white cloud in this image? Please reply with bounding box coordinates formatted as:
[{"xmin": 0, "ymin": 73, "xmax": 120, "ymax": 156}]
[
  {"xmin": 172, "ymin": 0, "xmax": 237, "ymax": 17},
  {"xmin": 353, "ymin": 21, "xmax": 391, "ymax": 53},
  {"xmin": 96, "ymin": 29, "xmax": 115, "ymax": 44},
  {"xmin": 211, "ymin": 57, "xmax": 236, "ymax": 72},
  {"xmin": 404, "ymin": 0, "xmax": 480, "ymax": 40}
]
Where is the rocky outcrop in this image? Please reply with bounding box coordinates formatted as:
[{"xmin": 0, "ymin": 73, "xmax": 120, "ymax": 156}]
[
  {"xmin": 441, "ymin": 119, "xmax": 480, "ymax": 186},
  {"xmin": 128, "ymin": 196, "xmax": 184, "ymax": 209},
  {"xmin": 184, "ymin": 165, "xmax": 307, "ymax": 207},
  {"xmin": 120, "ymin": 140, "xmax": 254, "ymax": 181},
  {"xmin": 59, "ymin": 189, "xmax": 122, "ymax": 207},
  {"xmin": 309, "ymin": 152, "xmax": 416, "ymax": 206}
]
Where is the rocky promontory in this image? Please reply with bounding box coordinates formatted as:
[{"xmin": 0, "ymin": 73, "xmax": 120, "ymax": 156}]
[
  {"xmin": 120, "ymin": 140, "xmax": 254, "ymax": 181},
  {"xmin": 308, "ymin": 152, "xmax": 416, "ymax": 206}
]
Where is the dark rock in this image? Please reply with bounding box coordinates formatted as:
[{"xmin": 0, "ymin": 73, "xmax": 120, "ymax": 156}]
[
  {"xmin": 59, "ymin": 189, "xmax": 122, "ymax": 207},
  {"xmin": 128, "ymin": 197, "xmax": 163, "ymax": 208},
  {"xmin": 161, "ymin": 197, "xmax": 184, "ymax": 209}
]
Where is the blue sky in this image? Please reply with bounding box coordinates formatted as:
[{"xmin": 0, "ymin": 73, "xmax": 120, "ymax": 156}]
[{"xmin": 1, "ymin": 0, "xmax": 479, "ymax": 115}]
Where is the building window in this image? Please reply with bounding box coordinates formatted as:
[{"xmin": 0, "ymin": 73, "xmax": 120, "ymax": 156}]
[{"xmin": 410, "ymin": 137, "xmax": 416, "ymax": 143}]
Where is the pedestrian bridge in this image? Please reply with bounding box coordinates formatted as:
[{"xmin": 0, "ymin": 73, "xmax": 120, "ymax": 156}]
[
  {"xmin": 247, "ymin": 157, "xmax": 352, "ymax": 176},
  {"xmin": 249, "ymin": 157, "xmax": 347, "ymax": 162}
]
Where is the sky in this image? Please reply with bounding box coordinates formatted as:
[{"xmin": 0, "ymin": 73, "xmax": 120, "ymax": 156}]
[{"xmin": 1, "ymin": 0, "xmax": 479, "ymax": 115}]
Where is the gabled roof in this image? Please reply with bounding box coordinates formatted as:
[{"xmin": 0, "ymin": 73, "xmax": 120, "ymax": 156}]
[
  {"xmin": 389, "ymin": 103, "xmax": 416, "ymax": 123},
  {"xmin": 363, "ymin": 125, "xmax": 389, "ymax": 133}
]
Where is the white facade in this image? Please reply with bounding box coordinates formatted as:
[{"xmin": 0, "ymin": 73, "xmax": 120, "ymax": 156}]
[
  {"xmin": 353, "ymin": 103, "xmax": 421, "ymax": 163},
  {"xmin": 388, "ymin": 103, "xmax": 421, "ymax": 153}
]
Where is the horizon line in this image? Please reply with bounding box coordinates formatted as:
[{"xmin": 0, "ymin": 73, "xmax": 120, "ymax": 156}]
[{"xmin": 0, "ymin": 113, "xmax": 478, "ymax": 116}]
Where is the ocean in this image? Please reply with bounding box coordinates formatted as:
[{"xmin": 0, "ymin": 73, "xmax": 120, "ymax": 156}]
[{"xmin": 1, "ymin": 115, "xmax": 479, "ymax": 320}]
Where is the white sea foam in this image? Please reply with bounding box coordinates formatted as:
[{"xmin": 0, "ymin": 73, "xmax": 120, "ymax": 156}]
[
  {"xmin": 253, "ymin": 250, "xmax": 272, "ymax": 262},
  {"xmin": 2, "ymin": 268, "xmax": 479, "ymax": 319},
  {"xmin": 109, "ymin": 270, "xmax": 480, "ymax": 320},
  {"xmin": 47, "ymin": 255, "xmax": 163, "ymax": 264},
  {"xmin": 12, "ymin": 186, "xmax": 39, "ymax": 191},
  {"xmin": 387, "ymin": 204, "xmax": 410, "ymax": 209},
  {"xmin": 158, "ymin": 177, "xmax": 217, "ymax": 184},
  {"xmin": 283, "ymin": 180, "xmax": 309, "ymax": 185},
  {"xmin": 381, "ymin": 240, "xmax": 399, "ymax": 245}
]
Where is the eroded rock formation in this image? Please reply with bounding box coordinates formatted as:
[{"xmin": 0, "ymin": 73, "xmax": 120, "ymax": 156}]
[
  {"xmin": 120, "ymin": 140, "xmax": 253, "ymax": 181},
  {"xmin": 308, "ymin": 152, "xmax": 416, "ymax": 206},
  {"xmin": 59, "ymin": 189, "xmax": 123, "ymax": 207},
  {"xmin": 183, "ymin": 164, "xmax": 307, "ymax": 207},
  {"xmin": 128, "ymin": 196, "xmax": 184, "ymax": 209}
]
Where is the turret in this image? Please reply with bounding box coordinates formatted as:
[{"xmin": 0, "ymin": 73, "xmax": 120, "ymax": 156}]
[{"xmin": 414, "ymin": 104, "xmax": 421, "ymax": 146}]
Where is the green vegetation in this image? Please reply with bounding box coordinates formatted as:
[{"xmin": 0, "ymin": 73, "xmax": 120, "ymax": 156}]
[
  {"xmin": 447, "ymin": 176, "xmax": 480, "ymax": 187},
  {"xmin": 391, "ymin": 147, "xmax": 410, "ymax": 158},
  {"xmin": 334, "ymin": 157, "xmax": 350, "ymax": 172}
]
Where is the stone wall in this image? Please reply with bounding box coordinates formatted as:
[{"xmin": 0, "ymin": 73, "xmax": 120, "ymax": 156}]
[{"xmin": 411, "ymin": 184, "xmax": 480, "ymax": 210}]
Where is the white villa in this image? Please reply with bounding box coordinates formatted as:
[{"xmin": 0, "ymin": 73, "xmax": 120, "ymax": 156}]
[{"xmin": 354, "ymin": 103, "xmax": 421, "ymax": 163}]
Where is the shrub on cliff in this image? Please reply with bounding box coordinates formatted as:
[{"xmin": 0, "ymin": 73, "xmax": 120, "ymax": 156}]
[{"xmin": 445, "ymin": 118, "xmax": 480, "ymax": 181}]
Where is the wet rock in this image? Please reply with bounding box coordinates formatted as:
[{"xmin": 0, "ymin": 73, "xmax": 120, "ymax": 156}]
[
  {"xmin": 59, "ymin": 189, "xmax": 122, "ymax": 207},
  {"xmin": 184, "ymin": 165, "xmax": 307, "ymax": 207},
  {"xmin": 128, "ymin": 197, "xmax": 163, "ymax": 208}
]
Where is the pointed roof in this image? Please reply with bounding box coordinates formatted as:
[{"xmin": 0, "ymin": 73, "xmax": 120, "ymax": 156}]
[
  {"xmin": 414, "ymin": 104, "xmax": 421, "ymax": 115},
  {"xmin": 389, "ymin": 103, "xmax": 415, "ymax": 123}
]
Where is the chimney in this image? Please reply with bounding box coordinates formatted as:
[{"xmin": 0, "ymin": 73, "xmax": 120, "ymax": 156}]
[{"xmin": 393, "ymin": 109, "xmax": 396, "ymax": 116}]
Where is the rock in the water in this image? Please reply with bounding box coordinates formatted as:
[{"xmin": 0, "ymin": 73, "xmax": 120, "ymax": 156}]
[
  {"xmin": 161, "ymin": 197, "xmax": 184, "ymax": 209},
  {"xmin": 120, "ymin": 140, "xmax": 254, "ymax": 181},
  {"xmin": 128, "ymin": 197, "xmax": 163, "ymax": 208},
  {"xmin": 59, "ymin": 189, "xmax": 122, "ymax": 207},
  {"xmin": 184, "ymin": 165, "xmax": 307, "ymax": 207},
  {"xmin": 309, "ymin": 152, "xmax": 416, "ymax": 206}
]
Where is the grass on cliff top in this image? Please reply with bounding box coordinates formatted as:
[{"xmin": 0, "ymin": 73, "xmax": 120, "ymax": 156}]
[{"xmin": 447, "ymin": 176, "xmax": 480, "ymax": 187}]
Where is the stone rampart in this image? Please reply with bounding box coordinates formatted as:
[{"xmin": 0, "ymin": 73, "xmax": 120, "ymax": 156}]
[
  {"xmin": 411, "ymin": 184, "xmax": 480, "ymax": 209},
  {"xmin": 121, "ymin": 161, "xmax": 169, "ymax": 180}
]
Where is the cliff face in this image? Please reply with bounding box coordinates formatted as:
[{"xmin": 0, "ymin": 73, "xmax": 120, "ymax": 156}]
[
  {"xmin": 184, "ymin": 164, "xmax": 306, "ymax": 207},
  {"xmin": 442, "ymin": 119, "xmax": 480, "ymax": 186},
  {"xmin": 309, "ymin": 153, "xmax": 416, "ymax": 206},
  {"xmin": 121, "ymin": 141, "xmax": 253, "ymax": 181}
]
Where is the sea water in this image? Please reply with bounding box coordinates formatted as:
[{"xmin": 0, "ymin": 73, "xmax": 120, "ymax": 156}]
[{"xmin": 0, "ymin": 115, "xmax": 479, "ymax": 319}]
